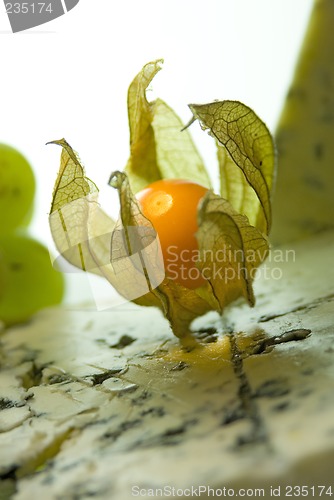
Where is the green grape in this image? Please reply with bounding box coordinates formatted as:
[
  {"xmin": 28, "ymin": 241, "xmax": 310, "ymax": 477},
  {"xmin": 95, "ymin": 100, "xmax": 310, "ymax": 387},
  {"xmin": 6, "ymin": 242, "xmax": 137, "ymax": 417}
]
[
  {"xmin": 0, "ymin": 233, "xmax": 64, "ymax": 326},
  {"xmin": 0, "ymin": 144, "xmax": 35, "ymax": 234},
  {"xmin": 0, "ymin": 249, "xmax": 7, "ymax": 302}
]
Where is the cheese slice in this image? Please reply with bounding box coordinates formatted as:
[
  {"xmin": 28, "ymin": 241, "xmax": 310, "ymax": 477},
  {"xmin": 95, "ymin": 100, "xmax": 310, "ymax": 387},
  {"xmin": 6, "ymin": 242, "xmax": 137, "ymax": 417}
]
[
  {"xmin": 0, "ymin": 229, "xmax": 334, "ymax": 498},
  {"xmin": 272, "ymin": 0, "xmax": 334, "ymax": 244}
]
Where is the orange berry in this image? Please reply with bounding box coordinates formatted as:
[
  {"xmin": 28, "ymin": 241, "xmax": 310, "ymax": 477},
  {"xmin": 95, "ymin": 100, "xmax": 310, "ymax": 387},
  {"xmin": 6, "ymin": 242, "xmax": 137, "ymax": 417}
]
[{"xmin": 136, "ymin": 179, "xmax": 208, "ymax": 288}]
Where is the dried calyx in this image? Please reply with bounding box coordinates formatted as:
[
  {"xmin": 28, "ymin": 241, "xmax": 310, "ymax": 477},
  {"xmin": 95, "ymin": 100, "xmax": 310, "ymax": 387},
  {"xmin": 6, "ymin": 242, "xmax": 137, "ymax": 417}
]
[{"xmin": 48, "ymin": 59, "xmax": 276, "ymax": 342}]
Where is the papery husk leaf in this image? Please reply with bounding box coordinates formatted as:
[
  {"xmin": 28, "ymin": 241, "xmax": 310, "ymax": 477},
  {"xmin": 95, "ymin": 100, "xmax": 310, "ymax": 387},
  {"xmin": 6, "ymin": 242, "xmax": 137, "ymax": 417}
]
[
  {"xmin": 49, "ymin": 142, "xmax": 166, "ymax": 301},
  {"xmin": 49, "ymin": 66, "xmax": 276, "ymax": 343},
  {"xmin": 108, "ymin": 170, "xmax": 212, "ymax": 340},
  {"xmin": 49, "ymin": 139, "xmax": 98, "ymax": 213},
  {"xmin": 125, "ymin": 60, "xmax": 211, "ymax": 193},
  {"xmin": 155, "ymin": 279, "xmax": 212, "ymax": 341},
  {"xmin": 217, "ymin": 144, "xmax": 264, "ymax": 230},
  {"xmin": 196, "ymin": 191, "xmax": 269, "ymax": 311},
  {"xmin": 48, "ymin": 139, "xmax": 107, "ymax": 275},
  {"xmin": 189, "ymin": 101, "xmax": 276, "ymax": 234},
  {"xmin": 48, "ymin": 141, "xmax": 210, "ymax": 339},
  {"xmin": 107, "ymin": 171, "xmax": 166, "ymax": 301}
]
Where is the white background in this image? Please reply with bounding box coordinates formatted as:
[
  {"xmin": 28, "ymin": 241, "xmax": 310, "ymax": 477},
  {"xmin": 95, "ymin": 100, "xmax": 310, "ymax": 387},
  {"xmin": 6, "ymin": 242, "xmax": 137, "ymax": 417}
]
[{"xmin": 0, "ymin": 0, "xmax": 314, "ymax": 304}]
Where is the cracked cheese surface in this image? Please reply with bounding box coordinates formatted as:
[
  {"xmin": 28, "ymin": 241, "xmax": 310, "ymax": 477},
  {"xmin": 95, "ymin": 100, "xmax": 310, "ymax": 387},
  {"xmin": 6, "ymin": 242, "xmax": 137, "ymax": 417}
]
[{"xmin": 0, "ymin": 230, "xmax": 334, "ymax": 499}]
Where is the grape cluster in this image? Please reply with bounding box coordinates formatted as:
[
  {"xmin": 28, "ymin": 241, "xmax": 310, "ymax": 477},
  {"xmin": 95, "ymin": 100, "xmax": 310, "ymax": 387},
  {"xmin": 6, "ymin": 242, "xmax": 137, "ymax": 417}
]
[{"xmin": 0, "ymin": 144, "xmax": 64, "ymax": 327}]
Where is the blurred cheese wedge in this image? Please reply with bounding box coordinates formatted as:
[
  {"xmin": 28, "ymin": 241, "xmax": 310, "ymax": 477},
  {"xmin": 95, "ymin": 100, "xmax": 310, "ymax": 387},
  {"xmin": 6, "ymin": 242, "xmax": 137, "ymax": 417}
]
[{"xmin": 272, "ymin": 0, "xmax": 334, "ymax": 244}]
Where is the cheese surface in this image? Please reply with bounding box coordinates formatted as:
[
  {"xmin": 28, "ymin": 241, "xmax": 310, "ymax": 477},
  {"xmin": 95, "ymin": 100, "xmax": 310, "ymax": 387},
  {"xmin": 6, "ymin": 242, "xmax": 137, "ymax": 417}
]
[{"xmin": 0, "ymin": 229, "xmax": 334, "ymax": 499}]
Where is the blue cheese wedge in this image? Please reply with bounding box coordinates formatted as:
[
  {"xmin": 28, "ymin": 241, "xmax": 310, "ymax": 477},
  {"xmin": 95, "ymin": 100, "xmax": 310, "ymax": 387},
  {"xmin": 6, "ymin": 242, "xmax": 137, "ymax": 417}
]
[
  {"xmin": 272, "ymin": 0, "xmax": 334, "ymax": 244},
  {"xmin": 0, "ymin": 229, "xmax": 334, "ymax": 498}
]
